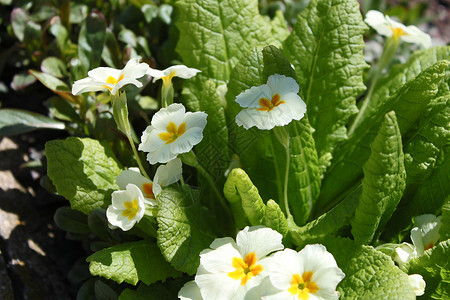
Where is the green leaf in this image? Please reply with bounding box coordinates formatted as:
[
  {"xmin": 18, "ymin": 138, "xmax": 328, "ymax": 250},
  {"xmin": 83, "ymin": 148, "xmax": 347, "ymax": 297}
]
[
  {"xmin": 29, "ymin": 69, "xmax": 80, "ymax": 104},
  {"xmin": 383, "ymin": 94, "xmax": 450, "ymax": 238},
  {"xmin": 440, "ymin": 199, "xmax": 450, "ymax": 241},
  {"xmin": 318, "ymin": 61, "xmax": 449, "ymax": 213},
  {"xmin": 23, "ymin": 21, "xmax": 43, "ymax": 52},
  {"xmin": 182, "ymin": 78, "xmax": 229, "ymax": 184},
  {"xmin": 175, "ymin": 0, "xmax": 278, "ymax": 82},
  {"xmin": 351, "ymin": 111, "xmax": 406, "ymax": 244},
  {"xmin": 49, "ymin": 23, "xmax": 69, "ymax": 53},
  {"xmin": 11, "ymin": 8, "xmax": 29, "ymax": 42},
  {"xmin": 41, "ymin": 57, "xmax": 68, "ymax": 78},
  {"xmin": 0, "ymin": 108, "xmax": 65, "ymax": 136},
  {"xmin": 283, "ymin": 0, "xmax": 367, "ymax": 161},
  {"xmin": 406, "ymin": 240, "xmax": 450, "ymax": 299},
  {"xmin": 156, "ymin": 187, "xmax": 216, "ymax": 275},
  {"xmin": 290, "ymin": 186, "xmax": 360, "ymax": 248},
  {"xmin": 351, "ymin": 46, "xmax": 450, "ymax": 129},
  {"xmin": 87, "ymin": 241, "xmax": 180, "ymax": 286},
  {"xmin": 317, "ymin": 237, "xmax": 415, "ymax": 299},
  {"xmin": 94, "ymin": 280, "xmax": 118, "ymax": 300},
  {"xmin": 119, "ymin": 279, "xmax": 187, "ymax": 300},
  {"xmin": 10, "ymin": 72, "xmax": 36, "ymax": 91},
  {"xmin": 46, "ymin": 137, "xmax": 122, "ymax": 215},
  {"xmin": 269, "ymin": 10, "xmax": 289, "ymax": 44},
  {"xmin": 223, "ymin": 168, "xmax": 289, "ymax": 237},
  {"xmin": 78, "ymin": 11, "xmax": 107, "ymax": 69},
  {"xmin": 47, "ymin": 96, "xmax": 81, "ymax": 122},
  {"xmin": 54, "ymin": 206, "xmax": 90, "ymax": 234}
]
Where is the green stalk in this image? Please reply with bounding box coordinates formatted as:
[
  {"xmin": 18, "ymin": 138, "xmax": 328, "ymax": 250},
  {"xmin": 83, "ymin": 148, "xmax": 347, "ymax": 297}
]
[{"xmin": 273, "ymin": 126, "xmax": 293, "ymax": 219}]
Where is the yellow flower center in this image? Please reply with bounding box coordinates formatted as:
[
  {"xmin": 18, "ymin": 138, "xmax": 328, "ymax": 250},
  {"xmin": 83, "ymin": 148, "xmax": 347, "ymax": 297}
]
[
  {"xmin": 121, "ymin": 199, "xmax": 139, "ymax": 220},
  {"xmin": 257, "ymin": 93, "xmax": 285, "ymax": 112},
  {"xmin": 142, "ymin": 183, "xmax": 155, "ymax": 199},
  {"xmin": 103, "ymin": 74, "xmax": 124, "ymax": 91},
  {"xmin": 389, "ymin": 26, "xmax": 409, "ymax": 39},
  {"xmin": 288, "ymin": 272, "xmax": 319, "ymax": 300},
  {"xmin": 161, "ymin": 70, "xmax": 177, "ymax": 87},
  {"xmin": 158, "ymin": 122, "xmax": 186, "ymax": 144},
  {"xmin": 227, "ymin": 252, "xmax": 263, "ymax": 286}
]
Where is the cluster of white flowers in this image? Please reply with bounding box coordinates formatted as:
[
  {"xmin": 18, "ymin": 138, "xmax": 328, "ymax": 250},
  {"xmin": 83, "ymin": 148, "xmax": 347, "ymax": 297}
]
[
  {"xmin": 72, "ymin": 59, "xmax": 205, "ymax": 231},
  {"xmin": 179, "ymin": 226, "xmax": 345, "ymax": 300}
]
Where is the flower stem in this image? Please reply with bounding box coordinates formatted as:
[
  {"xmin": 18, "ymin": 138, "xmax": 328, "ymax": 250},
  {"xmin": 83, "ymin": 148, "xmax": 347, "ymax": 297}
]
[
  {"xmin": 273, "ymin": 126, "xmax": 293, "ymax": 219},
  {"xmin": 348, "ymin": 36, "xmax": 400, "ymax": 136},
  {"xmin": 127, "ymin": 134, "xmax": 150, "ymax": 179}
]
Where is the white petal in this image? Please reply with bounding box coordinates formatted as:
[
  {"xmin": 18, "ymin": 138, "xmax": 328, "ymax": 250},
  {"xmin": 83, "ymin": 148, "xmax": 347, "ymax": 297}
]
[
  {"xmin": 71, "ymin": 77, "xmax": 110, "ymax": 95},
  {"xmin": 414, "ymin": 214, "xmax": 442, "ymax": 249},
  {"xmin": 365, "ymin": 10, "xmax": 393, "ymax": 38},
  {"xmin": 106, "ymin": 205, "xmax": 133, "ymax": 231},
  {"xmin": 183, "ymin": 111, "xmax": 208, "ymax": 131},
  {"xmin": 170, "ymin": 127, "xmax": 204, "ymax": 154},
  {"xmin": 121, "ymin": 58, "xmax": 149, "ymax": 79},
  {"xmin": 394, "ymin": 243, "xmax": 415, "ymax": 267},
  {"xmin": 278, "ymin": 93, "xmax": 307, "ymax": 121},
  {"xmin": 139, "ymin": 127, "xmax": 167, "ymax": 153},
  {"xmin": 151, "ymin": 103, "xmax": 186, "ymax": 130},
  {"xmin": 166, "ymin": 65, "xmax": 201, "ymax": 79},
  {"xmin": 199, "ymin": 242, "xmax": 241, "ymax": 274},
  {"xmin": 235, "ymin": 226, "xmax": 284, "ymax": 260},
  {"xmin": 401, "ymin": 25, "xmax": 432, "ymax": 48},
  {"xmin": 147, "ymin": 68, "xmax": 166, "ymax": 80},
  {"xmin": 266, "ymin": 74, "xmax": 299, "ymax": 95},
  {"xmin": 138, "ymin": 126, "xmax": 154, "ymax": 152},
  {"xmin": 268, "ymin": 248, "xmax": 303, "ymax": 290},
  {"xmin": 408, "ymin": 274, "xmax": 426, "ymax": 296},
  {"xmin": 195, "ymin": 272, "xmax": 239, "ymax": 300},
  {"xmin": 235, "ymin": 84, "xmax": 272, "ymax": 108},
  {"xmin": 262, "ymin": 290, "xmax": 295, "ymax": 300},
  {"xmin": 178, "ymin": 281, "xmax": 203, "ymax": 300},
  {"xmin": 411, "ymin": 227, "xmax": 425, "ymax": 255},
  {"xmin": 147, "ymin": 143, "xmax": 177, "ymax": 164},
  {"xmin": 88, "ymin": 67, "xmax": 122, "ymax": 82},
  {"xmin": 116, "ymin": 168, "xmax": 151, "ymax": 190},
  {"xmin": 236, "ymin": 108, "xmax": 278, "ymax": 130},
  {"xmin": 153, "ymin": 158, "xmax": 183, "ymax": 188},
  {"xmin": 209, "ymin": 237, "xmax": 236, "ymax": 250},
  {"xmin": 299, "ymin": 244, "xmax": 340, "ymax": 274}
]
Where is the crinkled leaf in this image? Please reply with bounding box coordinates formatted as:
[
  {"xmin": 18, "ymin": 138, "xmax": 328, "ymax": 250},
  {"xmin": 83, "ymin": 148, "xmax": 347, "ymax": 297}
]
[
  {"xmin": 351, "ymin": 46, "xmax": 450, "ymax": 129},
  {"xmin": 0, "ymin": 108, "xmax": 65, "ymax": 136},
  {"xmin": 156, "ymin": 187, "xmax": 216, "ymax": 275},
  {"xmin": 87, "ymin": 241, "xmax": 180, "ymax": 286},
  {"xmin": 406, "ymin": 240, "xmax": 450, "ymax": 299},
  {"xmin": 313, "ymin": 237, "xmax": 416, "ymax": 299},
  {"xmin": 46, "ymin": 137, "xmax": 122, "ymax": 214},
  {"xmin": 291, "ymin": 186, "xmax": 360, "ymax": 248},
  {"xmin": 182, "ymin": 78, "xmax": 229, "ymax": 183},
  {"xmin": 269, "ymin": 10, "xmax": 289, "ymax": 44},
  {"xmin": 175, "ymin": 0, "xmax": 278, "ymax": 82},
  {"xmin": 318, "ymin": 61, "xmax": 449, "ymax": 213},
  {"xmin": 224, "ymin": 168, "xmax": 289, "ymax": 237},
  {"xmin": 440, "ymin": 199, "xmax": 450, "ymax": 241},
  {"xmin": 283, "ymin": 0, "xmax": 367, "ymax": 162},
  {"xmin": 351, "ymin": 111, "xmax": 406, "ymax": 244}
]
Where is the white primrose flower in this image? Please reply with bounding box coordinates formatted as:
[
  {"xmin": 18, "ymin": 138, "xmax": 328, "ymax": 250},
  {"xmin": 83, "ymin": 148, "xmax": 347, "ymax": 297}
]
[
  {"xmin": 262, "ymin": 245, "xmax": 345, "ymax": 300},
  {"xmin": 235, "ymin": 74, "xmax": 306, "ymax": 130},
  {"xmin": 194, "ymin": 226, "xmax": 284, "ymax": 300},
  {"xmin": 394, "ymin": 214, "xmax": 442, "ymax": 267},
  {"xmin": 138, "ymin": 103, "xmax": 207, "ymax": 164},
  {"xmin": 147, "ymin": 65, "xmax": 201, "ymax": 85},
  {"xmin": 408, "ymin": 274, "xmax": 426, "ymax": 296},
  {"xmin": 72, "ymin": 57, "xmax": 149, "ymax": 95},
  {"xmin": 116, "ymin": 158, "xmax": 182, "ymax": 204},
  {"xmin": 365, "ymin": 10, "xmax": 431, "ymax": 48},
  {"xmin": 106, "ymin": 184, "xmax": 145, "ymax": 231}
]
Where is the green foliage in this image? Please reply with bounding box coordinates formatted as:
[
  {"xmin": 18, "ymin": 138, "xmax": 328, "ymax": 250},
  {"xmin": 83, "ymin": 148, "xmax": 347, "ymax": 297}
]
[
  {"xmin": 156, "ymin": 187, "xmax": 216, "ymax": 275},
  {"xmin": 351, "ymin": 111, "xmax": 406, "ymax": 244},
  {"xmin": 319, "ymin": 60, "xmax": 449, "ymax": 213},
  {"xmin": 0, "ymin": 108, "xmax": 65, "ymax": 136},
  {"xmin": 119, "ymin": 278, "xmax": 187, "ymax": 300},
  {"xmin": 54, "ymin": 206, "xmax": 90, "ymax": 234},
  {"xmin": 78, "ymin": 11, "xmax": 107, "ymax": 70},
  {"xmin": 87, "ymin": 241, "xmax": 180, "ymax": 285},
  {"xmin": 46, "ymin": 137, "xmax": 122, "ymax": 214},
  {"xmin": 440, "ymin": 200, "xmax": 450, "ymax": 241},
  {"xmin": 283, "ymin": 0, "xmax": 367, "ymax": 163},
  {"xmin": 406, "ymin": 240, "xmax": 450, "ymax": 299},
  {"xmin": 319, "ymin": 237, "xmax": 416, "ymax": 299}
]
